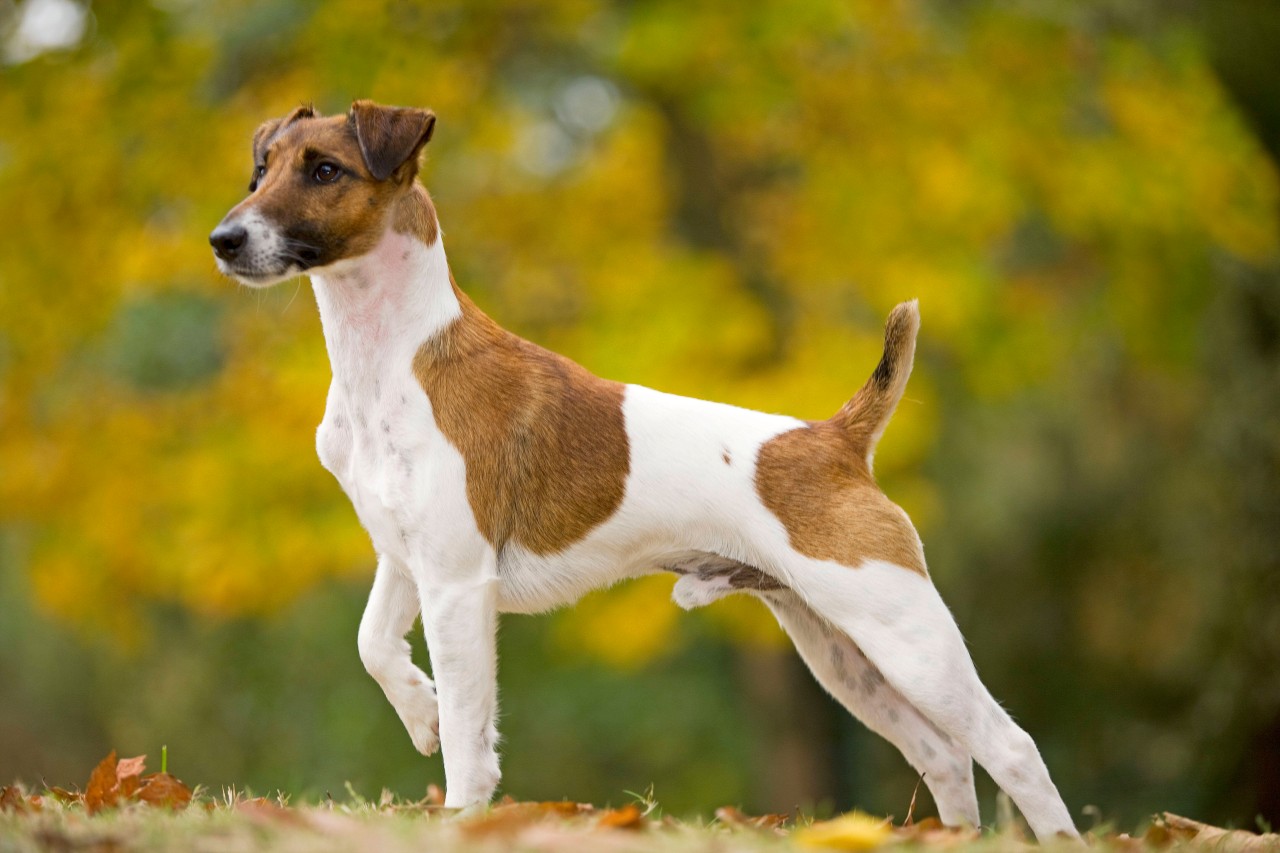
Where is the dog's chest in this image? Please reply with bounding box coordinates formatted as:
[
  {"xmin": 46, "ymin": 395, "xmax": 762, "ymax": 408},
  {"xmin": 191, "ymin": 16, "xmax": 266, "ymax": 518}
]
[{"xmin": 316, "ymin": 371, "xmax": 453, "ymax": 563}]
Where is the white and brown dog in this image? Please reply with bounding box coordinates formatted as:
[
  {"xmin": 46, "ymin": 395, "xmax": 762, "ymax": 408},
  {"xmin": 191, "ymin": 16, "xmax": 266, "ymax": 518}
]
[{"xmin": 210, "ymin": 100, "xmax": 1077, "ymax": 838}]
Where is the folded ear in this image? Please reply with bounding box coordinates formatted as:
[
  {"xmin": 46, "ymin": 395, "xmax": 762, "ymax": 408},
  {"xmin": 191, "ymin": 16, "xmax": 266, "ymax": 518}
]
[
  {"xmin": 253, "ymin": 104, "xmax": 316, "ymax": 163},
  {"xmin": 350, "ymin": 100, "xmax": 436, "ymax": 182}
]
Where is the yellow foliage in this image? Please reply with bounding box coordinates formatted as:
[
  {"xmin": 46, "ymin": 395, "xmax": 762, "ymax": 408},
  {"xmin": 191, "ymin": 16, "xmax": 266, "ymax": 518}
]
[
  {"xmin": 554, "ymin": 575, "xmax": 681, "ymax": 670},
  {"xmin": 0, "ymin": 0, "xmax": 1275, "ymax": 670}
]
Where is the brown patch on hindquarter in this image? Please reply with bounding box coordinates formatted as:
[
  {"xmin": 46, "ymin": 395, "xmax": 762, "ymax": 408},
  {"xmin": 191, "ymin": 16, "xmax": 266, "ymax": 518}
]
[
  {"xmin": 755, "ymin": 422, "xmax": 927, "ymax": 575},
  {"xmin": 413, "ymin": 289, "xmax": 630, "ymax": 555}
]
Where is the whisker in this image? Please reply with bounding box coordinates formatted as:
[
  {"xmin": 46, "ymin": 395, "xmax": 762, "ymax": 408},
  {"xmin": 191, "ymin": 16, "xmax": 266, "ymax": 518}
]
[{"xmin": 283, "ymin": 279, "xmax": 303, "ymax": 314}]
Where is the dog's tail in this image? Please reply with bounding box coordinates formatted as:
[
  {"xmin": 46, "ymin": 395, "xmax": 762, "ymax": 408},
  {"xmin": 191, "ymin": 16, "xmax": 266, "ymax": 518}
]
[{"xmin": 831, "ymin": 300, "xmax": 920, "ymax": 469}]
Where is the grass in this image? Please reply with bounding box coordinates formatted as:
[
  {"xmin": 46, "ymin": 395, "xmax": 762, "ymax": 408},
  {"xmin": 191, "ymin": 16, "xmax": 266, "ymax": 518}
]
[
  {"xmin": 3, "ymin": 784, "xmax": 1270, "ymax": 853},
  {"xmin": 3, "ymin": 753, "xmax": 1275, "ymax": 853}
]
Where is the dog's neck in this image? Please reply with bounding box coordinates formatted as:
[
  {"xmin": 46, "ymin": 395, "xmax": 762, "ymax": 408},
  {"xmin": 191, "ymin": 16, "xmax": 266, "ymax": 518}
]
[{"xmin": 309, "ymin": 219, "xmax": 459, "ymax": 387}]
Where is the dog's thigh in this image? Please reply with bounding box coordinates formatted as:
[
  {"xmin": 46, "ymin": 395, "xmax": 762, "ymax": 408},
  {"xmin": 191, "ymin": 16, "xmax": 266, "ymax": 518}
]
[
  {"xmin": 763, "ymin": 589, "xmax": 979, "ymax": 828},
  {"xmin": 785, "ymin": 559, "xmax": 1077, "ymax": 840},
  {"xmin": 358, "ymin": 556, "xmax": 440, "ymax": 756}
]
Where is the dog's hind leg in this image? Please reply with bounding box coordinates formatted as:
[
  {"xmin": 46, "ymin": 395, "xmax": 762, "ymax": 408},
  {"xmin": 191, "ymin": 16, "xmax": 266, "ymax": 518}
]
[
  {"xmin": 358, "ymin": 555, "xmax": 440, "ymax": 756},
  {"xmin": 763, "ymin": 589, "xmax": 980, "ymax": 828},
  {"xmin": 671, "ymin": 563, "xmax": 978, "ymax": 825},
  {"xmin": 787, "ymin": 558, "xmax": 1077, "ymax": 841}
]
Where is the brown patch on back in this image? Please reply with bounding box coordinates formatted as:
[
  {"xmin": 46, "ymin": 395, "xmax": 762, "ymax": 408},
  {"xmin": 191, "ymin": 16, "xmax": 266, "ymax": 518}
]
[
  {"xmin": 413, "ymin": 289, "xmax": 630, "ymax": 555},
  {"xmin": 755, "ymin": 422, "xmax": 927, "ymax": 576}
]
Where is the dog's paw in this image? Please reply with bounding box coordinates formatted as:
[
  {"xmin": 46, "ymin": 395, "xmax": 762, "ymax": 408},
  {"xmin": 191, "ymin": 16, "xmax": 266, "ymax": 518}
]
[
  {"xmin": 672, "ymin": 574, "xmax": 734, "ymax": 610},
  {"xmin": 399, "ymin": 683, "xmax": 441, "ymax": 756}
]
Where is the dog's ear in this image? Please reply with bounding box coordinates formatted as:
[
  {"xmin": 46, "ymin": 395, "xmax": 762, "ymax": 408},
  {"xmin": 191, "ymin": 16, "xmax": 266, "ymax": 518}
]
[
  {"xmin": 252, "ymin": 104, "xmax": 316, "ymax": 164},
  {"xmin": 350, "ymin": 100, "xmax": 436, "ymax": 182}
]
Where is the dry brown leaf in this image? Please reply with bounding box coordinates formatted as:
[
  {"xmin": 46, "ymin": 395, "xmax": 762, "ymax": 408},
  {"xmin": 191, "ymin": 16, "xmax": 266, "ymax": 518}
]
[
  {"xmin": 716, "ymin": 805, "xmax": 788, "ymax": 831},
  {"xmin": 460, "ymin": 801, "xmax": 595, "ymax": 838},
  {"xmin": 0, "ymin": 786, "xmax": 29, "ymax": 814},
  {"xmin": 1157, "ymin": 813, "xmax": 1280, "ymax": 852},
  {"xmin": 597, "ymin": 803, "xmax": 645, "ymax": 830},
  {"xmin": 116, "ymin": 756, "xmax": 145, "ymax": 781},
  {"xmin": 425, "ymin": 784, "xmax": 445, "ymax": 807},
  {"xmin": 893, "ymin": 817, "xmax": 982, "ymax": 847},
  {"xmin": 135, "ymin": 773, "xmax": 192, "ymax": 810},
  {"xmin": 116, "ymin": 755, "xmax": 146, "ymax": 800},
  {"xmin": 84, "ymin": 751, "xmax": 119, "ymax": 815},
  {"xmin": 236, "ymin": 797, "xmax": 308, "ymax": 826}
]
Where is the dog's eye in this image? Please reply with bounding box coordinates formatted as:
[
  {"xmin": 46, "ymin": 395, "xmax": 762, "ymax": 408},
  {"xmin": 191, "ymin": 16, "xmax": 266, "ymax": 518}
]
[
  {"xmin": 313, "ymin": 162, "xmax": 341, "ymax": 183},
  {"xmin": 248, "ymin": 165, "xmax": 266, "ymax": 192}
]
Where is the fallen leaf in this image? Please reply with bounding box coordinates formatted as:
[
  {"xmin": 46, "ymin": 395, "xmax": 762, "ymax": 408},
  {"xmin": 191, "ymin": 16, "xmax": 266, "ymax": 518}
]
[
  {"xmin": 135, "ymin": 773, "xmax": 192, "ymax": 810},
  {"xmin": 794, "ymin": 812, "xmax": 894, "ymax": 851},
  {"xmin": 1156, "ymin": 813, "xmax": 1280, "ymax": 853},
  {"xmin": 716, "ymin": 805, "xmax": 788, "ymax": 830},
  {"xmin": 0, "ymin": 786, "xmax": 28, "ymax": 814},
  {"xmin": 893, "ymin": 816, "xmax": 981, "ymax": 847},
  {"xmin": 84, "ymin": 751, "xmax": 119, "ymax": 815},
  {"xmin": 115, "ymin": 755, "xmax": 146, "ymax": 780},
  {"xmin": 236, "ymin": 798, "xmax": 307, "ymax": 826},
  {"xmin": 597, "ymin": 803, "xmax": 645, "ymax": 830},
  {"xmin": 460, "ymin": 801, "xmax": 594, "ymax": 838},
  {"xmin": 116, "ymin": 755, "xmax": 146, "ymax": 799},
  {"xmin": 425, "ymin": 784, "xmax": 445, "ymax": 807}
]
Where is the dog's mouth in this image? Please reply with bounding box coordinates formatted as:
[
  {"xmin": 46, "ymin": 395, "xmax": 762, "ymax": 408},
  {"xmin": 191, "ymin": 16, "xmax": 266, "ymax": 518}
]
[
  {"xmin": 216, "ymin": 257, "xmax": 302, "ymax": 288},
  {"xmin": 215, "ymin": 244, "xmax": 325, "ymax": 287},
  {"xmin": 285, "ymin": 240, "xmax": 324, "ymax": 270}
]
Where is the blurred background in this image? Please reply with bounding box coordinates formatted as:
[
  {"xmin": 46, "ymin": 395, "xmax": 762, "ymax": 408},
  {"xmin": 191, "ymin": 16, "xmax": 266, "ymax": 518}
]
[{"xmin": 1, "ymin": 0, "xmax": 1278, "ymax": 832}]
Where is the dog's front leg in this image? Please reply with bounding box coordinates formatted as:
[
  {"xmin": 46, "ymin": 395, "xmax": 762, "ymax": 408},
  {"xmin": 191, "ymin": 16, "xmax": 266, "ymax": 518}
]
[
  {"xmin": 419, "ymin": 575, "xmax": 501, "ymax": 808},
  {"xmin": 358, "ymin": 556, "xmax": 440, "ymax": 756}
]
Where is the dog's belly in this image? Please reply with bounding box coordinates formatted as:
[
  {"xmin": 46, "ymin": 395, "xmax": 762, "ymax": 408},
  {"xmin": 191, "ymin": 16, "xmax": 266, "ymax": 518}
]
[{"xmin": 494, "ymin": 538, "xmax": 663, "ymax": 614}]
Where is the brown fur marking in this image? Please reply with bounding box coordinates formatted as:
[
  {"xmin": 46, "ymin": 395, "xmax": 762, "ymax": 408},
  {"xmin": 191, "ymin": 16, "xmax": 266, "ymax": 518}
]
[
  {"xmin": 755, "ymin": 421, "xmax": 927, "ymax": 575},
  {"xmin": 832, "ymin": 302, "xmax": 919, "ymax": 462},
  {"xmin": 413, "ymin": 289, "xmax": 630, "ymax": 555}
]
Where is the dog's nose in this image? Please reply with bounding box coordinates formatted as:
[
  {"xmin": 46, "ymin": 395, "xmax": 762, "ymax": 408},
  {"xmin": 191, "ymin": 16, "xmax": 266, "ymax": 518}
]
[{"xmin": 209, "ymin": 223, "xmax": 248, "ymax": 261}]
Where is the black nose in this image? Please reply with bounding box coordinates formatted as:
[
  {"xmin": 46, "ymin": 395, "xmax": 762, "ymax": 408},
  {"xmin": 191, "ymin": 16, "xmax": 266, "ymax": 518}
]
[{"xmin": 209, "ymin": 223, "xmax": 248, "ymax": 261}]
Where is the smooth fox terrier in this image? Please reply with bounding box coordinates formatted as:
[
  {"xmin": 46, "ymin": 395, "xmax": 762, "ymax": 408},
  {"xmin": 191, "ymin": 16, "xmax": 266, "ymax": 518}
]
[{"xmin": 210, "ymin": 100, "xmax": 1077, "ymax": 839}]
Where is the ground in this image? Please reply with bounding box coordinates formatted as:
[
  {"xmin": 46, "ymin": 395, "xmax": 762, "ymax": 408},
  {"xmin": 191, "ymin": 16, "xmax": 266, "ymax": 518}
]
[{"xmin": 1, "ymin": 752, "xmax": 1276, "ymax": 852}]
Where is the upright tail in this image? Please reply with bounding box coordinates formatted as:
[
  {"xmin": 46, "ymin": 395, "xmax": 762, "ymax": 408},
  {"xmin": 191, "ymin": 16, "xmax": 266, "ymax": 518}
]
[{"xmin": 831, "ymin": 300, "xmax": 920, "ymax": 468}]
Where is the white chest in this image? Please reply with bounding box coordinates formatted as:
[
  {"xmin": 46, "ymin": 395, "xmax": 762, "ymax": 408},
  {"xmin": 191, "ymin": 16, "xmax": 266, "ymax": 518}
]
[
  {"xmin": 316, "ymin": 371, "xmax": 442, "ymax": 562},
  {"xmin": 310, "ymin": 229, "xmax": 467, "ymax": 566}
]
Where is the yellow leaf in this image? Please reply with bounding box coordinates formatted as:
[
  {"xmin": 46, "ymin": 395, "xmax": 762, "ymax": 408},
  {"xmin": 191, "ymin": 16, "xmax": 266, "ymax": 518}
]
[{"xmin": 794, "ymin": 812, "xmax": 894, "ymax": 851}]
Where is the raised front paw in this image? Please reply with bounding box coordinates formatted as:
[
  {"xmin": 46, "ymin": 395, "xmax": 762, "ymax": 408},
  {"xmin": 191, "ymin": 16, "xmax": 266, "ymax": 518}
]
[{"xmin": 398, "ymin": 681, "xmax": 441, "ymax": 757}]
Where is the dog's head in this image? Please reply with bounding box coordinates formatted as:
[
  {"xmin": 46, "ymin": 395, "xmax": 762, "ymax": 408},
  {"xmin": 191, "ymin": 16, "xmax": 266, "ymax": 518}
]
[{"xmin": 210, "ymin": 100, "xmax": 437, "ymax": 287}]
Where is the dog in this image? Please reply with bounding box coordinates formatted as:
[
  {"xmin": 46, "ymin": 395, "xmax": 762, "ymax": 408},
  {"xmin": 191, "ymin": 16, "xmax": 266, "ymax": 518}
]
[{"xmin": 210, "ymin": 99, "xmax": 1077, "ymax": 839}]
